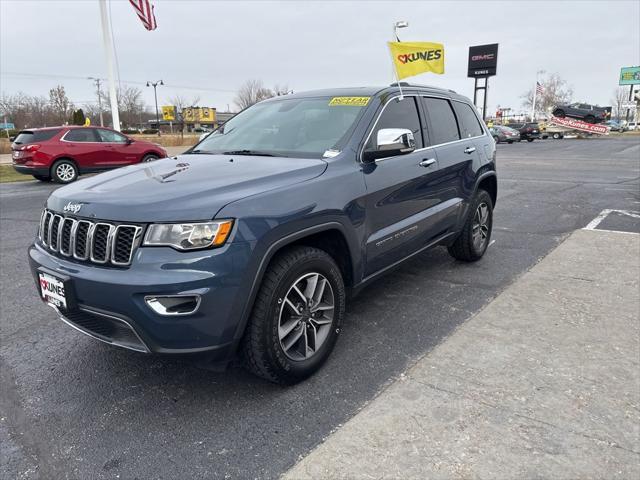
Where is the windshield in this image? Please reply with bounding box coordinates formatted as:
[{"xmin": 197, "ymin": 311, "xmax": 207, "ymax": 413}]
[{"xmin": 192, "ymin": 96, "xmax": 368, "ymax": 158}]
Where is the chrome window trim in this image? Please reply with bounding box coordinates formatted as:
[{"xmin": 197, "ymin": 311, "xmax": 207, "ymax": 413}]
[
  {"xmin": 359, "ymin": 93, "xmax": 489, "ymax": 164},
  {"xmin": 60, "ymin": 129, "xmax": 101, "ymax": 144},
  {"xmin": 359, "ymin": 94, "xmax": 420, "ymax": 164},
  {"xmin": 111, "ymin": 225, "xmax": 143, "ymax": 266},
  {"xmin": 450, "ymin": 98, "xmax": 489, "ymax": 139},
  {"xmin": 90, "ymin": 223, "xmax": 115, "ymax": 264}
]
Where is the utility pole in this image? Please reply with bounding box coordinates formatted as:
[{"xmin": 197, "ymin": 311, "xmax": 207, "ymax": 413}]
[
  {"xmin": 88, "ymin": 77, "xmax": 104, "ymax": 126},
  {"xmin": 146, "ymin": 80, "xmax": 163, "ymax": 136},
  {"xmin": 98, "ymin": 0, "xmax": 120, "ymax": 131}
]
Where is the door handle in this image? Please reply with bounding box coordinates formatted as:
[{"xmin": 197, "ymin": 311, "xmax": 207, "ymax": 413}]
[
  {"xmin": 464, "ymin": 146, "xmax": 476, "ymax": 154},
  {"xmin": 419, "ymin": 158, "xmax": 436, "ymax": 168}
]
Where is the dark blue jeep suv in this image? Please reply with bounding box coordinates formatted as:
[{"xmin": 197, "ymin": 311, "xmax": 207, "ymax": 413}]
[{"xmin": 29, "ymin": 84, "xmax": 497, "ymax": 384}]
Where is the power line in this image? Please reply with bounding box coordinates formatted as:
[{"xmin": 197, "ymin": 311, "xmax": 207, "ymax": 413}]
[{"xmin": 1, "ymin": 71, "xmax": 236, "ymax": 93}]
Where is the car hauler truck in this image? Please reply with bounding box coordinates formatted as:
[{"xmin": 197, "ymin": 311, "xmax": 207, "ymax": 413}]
[{"xmin": 545, "ymin": 115, "xmax": 610, "ymax": 139}]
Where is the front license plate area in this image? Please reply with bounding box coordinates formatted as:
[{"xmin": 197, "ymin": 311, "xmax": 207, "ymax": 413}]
[{"xmin": 39, "ymin": 271, "xmax": 70, "ymax": 310}]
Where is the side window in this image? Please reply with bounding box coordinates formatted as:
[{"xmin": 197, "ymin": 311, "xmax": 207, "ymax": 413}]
[
  {"xmin": 97, "ymin": 129, "xmax": 128, "ymax": 143},
  {"xmin": 368, "ymin": 97, "xmax": 423, "ymax": 150},
  {"xmin": 422, "ymin": 97, "xmax": 460, "ymax": 145},
  {"xmin": 64, "ymin": 129, "xmax": 98, "ymax": 142},
  {"xmin": 452, "ymin": 102, "xmax": 484, "ymax": 138},
  {"xmin": 32, "ymin": 129, "xmax": 62, "ymax": 142}
]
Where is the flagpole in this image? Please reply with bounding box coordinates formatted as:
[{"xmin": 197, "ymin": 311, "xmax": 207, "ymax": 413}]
[
  {"xmin": 388, "ymin": 46, "xmax": 404, "ymax": 101},
  {"xmin": 531, "ymin": 79, "xmax": 537, "ymax": 121},
  {"xmin": 99, "ymin": 0, "xmax": 121, "ymax": 131}
]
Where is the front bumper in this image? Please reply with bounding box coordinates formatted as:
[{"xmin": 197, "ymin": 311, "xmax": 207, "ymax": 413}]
[{"xmin": 29, "ymin": 240, "xmax": 253, "ymax": 358}]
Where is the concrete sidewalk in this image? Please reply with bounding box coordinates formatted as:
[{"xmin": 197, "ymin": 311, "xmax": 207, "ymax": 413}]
[{"xmin": 284, "ymin": 229, "xmax": 640, "ymax": 479}]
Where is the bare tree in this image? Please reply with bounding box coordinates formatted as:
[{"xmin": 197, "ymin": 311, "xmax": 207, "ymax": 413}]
[
  {"xmin": 49, "ymin": 85, "xmax": 73, "ymax": 124},
  {"xmin": 272, "ymin": 84, "xmax": 291, "ymax": 96},
  {"xmin": 95, "ymin": 86, "xmax": 145, "ymax": 128},
  {"xmin": 610, "ymin": 87, "xmax": 629, "ymax": 122},
  {"xmin": 1, "ymin": 92, "xmax": 57, "ymax": 128},
  {"xmin": 521, "ymin": 73, "xmax": 573, "ymax": 118},
  {"xmin": 233, "ymin": 79, "xmax": 276, "ymax": 110}
]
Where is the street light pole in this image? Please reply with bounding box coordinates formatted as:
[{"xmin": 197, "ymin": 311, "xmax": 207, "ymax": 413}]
[
  {"xmin": 146, "ymin": 80, "xmax": 163, "ymax": 136},
  {"xmin": 88, "ymin": 77, "xmax": 104, "ymax": 127}
]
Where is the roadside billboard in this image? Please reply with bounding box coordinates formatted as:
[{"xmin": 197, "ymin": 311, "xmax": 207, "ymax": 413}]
[
  {"xmin": 619, "ymin": 66, "xmax": 640, "ymax": 85},
  {"xmin": 467, "ymin": 44, "xmax": 499, "ymax": 77},
  {"xmin": 183, "ymin": 107, "xmax": 216, "ymax": 123},
  {"xmin": 161, "ymin": 106, "xmax": 175, "ymax": 121}
]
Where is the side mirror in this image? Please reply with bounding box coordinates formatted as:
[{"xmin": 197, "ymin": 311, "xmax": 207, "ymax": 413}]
[
  {"xmin": 9, "ymin": 136, "xmax": 15, "ymax": 142},
  {"xmin": 126, "ymin": 138, "xmax": 133, "ymax": 145},
  {"xmin": 363, "ymin": 128, "xmax": 416, "ymax": 162}
]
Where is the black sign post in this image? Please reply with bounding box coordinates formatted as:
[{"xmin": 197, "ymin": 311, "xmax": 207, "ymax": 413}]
[{"xmin": 467, "ymin": 43, "xmax": 499, "ymax": 121}]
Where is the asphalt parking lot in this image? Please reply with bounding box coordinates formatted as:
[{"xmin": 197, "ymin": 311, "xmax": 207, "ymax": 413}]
[{"xmin": 1, "ymin": 137, "xmax": 639, "ymax": 479}]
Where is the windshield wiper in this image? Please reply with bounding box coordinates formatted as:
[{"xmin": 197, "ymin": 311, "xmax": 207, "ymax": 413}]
[
  {"xmin": 187, "ymin": 149, "xmax": 214, "ymax": 154},
  {"xmin": 222, "ymin": 149, "xmax": 280, "ymax": 157}
]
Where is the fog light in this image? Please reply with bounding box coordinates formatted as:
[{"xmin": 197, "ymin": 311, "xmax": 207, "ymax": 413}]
[{"xmin": 145, "ymin": 295, "xmax": 201, "ymax": 316}]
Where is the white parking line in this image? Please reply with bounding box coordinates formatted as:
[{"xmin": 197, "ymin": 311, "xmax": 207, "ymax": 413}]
[{"xmin": 583, "ymin": 209, "xmax": 640, "ymax": 230}]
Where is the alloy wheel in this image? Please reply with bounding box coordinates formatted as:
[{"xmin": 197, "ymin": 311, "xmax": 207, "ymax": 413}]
[
  {"xmin": 278, "ymin": 272, "xmax": 335, "ymax": 361},
  {"xmin": 56, "ymin": 163, "xmax": 76, "ymax": 182},
  {"xmin": 471, "ymin": 202, "xmax": 490, "ymax": 250}
]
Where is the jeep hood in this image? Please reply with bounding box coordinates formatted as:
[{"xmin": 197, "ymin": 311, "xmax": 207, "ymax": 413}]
[{"xmin": 47, "ymin": 154, "xmax": 327, "ymax": 222}]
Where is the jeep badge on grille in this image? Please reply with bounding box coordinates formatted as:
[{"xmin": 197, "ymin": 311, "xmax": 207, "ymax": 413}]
[{"xmin": 63, "ymin": 202, "xmax": 83, "ymax": 214}]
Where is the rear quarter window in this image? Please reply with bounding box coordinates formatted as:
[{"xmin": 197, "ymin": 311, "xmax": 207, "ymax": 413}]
[
  {"xmin": 452, "ymin": 102, "xmax": 484, "ymax": 138},
  {"xmin": 13, "ymin": 129, "xmax": 62, "ymax": 144},
  {"xmin": 422, "ymin": 97, "xmax": 460, "ymax": 145}
]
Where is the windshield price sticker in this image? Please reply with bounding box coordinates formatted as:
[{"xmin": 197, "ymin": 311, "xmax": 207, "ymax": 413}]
[{"xmin": 329, "ymin": 97, "xmax": 370, "ymax": 107}]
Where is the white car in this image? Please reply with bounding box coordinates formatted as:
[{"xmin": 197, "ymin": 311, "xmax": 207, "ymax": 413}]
[{"xmin": 627, "ymin": 122, "xmax": 637, "ymax": 131}]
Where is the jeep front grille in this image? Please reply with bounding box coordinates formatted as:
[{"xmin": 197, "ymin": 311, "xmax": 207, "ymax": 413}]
[{"xmin": 39, "ymin": 209, "xmax": 142, "ymax": 267}]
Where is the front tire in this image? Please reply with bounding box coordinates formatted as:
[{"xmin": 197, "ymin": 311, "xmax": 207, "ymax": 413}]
[
  {"xmin": 527, "ymin": 138, "xmax": 534, "ymax": 142},
  {"xmin": 448, "ymin": 189, "xmax": 493, "ymax": 262},
  {"xmin": 553, "ymin": 109, "xmax": 565, "ymax": 118},
  {"xmin": 141, "ymin": 154, "xmax": 159, "ymax": 162},
  {"xmin": 585, "ymin": 115, "xmax": 596, "ymax": 124},
  {"xmin": 241, "ymin": 246, "xmax": 346, "ymax": 384},
  {"xmin": 51, "ymin": 159, "xmax": 78, "ymax": 184}
]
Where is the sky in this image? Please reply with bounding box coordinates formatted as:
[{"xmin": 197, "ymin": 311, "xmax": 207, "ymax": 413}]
[{"xmin": 1, "ymin": 0, "xmax": 639, "ymax": 116}]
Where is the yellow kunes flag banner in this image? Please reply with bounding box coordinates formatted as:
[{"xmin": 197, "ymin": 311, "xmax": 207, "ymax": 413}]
[{"xmin": 388, "ymin": 41, "xmax": 445, "ymax": 80}]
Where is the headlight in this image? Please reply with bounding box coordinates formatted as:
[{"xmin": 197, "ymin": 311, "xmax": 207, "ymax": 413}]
[{"xmin": 143, "ymin": 220, "xmax": 233, "ymax": 250}]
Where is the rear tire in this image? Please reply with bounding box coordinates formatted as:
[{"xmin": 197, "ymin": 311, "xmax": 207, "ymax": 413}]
[
  {"xmin": 51, "ymin": 159, "xmax": 78, "ymax": 184},
  {"xmin": 32, "ymin": 174, "xmax": 50, "ymax": 182},
  {"xmin": 241, "ymin": 246, "xmax": 346, "ymax": 384},
  {"xmin": 553, "ymin": 133, "xmax": 561, "ymax": 139},
  {"xmin": 448, "ymin": 189, "xmax": 493, "ymax": 262}
]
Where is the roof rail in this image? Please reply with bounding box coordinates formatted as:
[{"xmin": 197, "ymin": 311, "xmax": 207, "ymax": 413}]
[{"xmin": 389, "ymin": 82, "xmax": 457, "ymax": 94}]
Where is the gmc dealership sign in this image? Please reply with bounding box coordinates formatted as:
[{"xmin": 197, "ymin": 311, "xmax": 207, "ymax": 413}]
[{"xmin": 468, "ymin": 43, "xmax": 499, "ymax": 77}]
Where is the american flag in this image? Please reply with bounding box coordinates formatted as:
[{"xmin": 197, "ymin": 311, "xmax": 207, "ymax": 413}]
[
  {"xmin": 129, "ymin": 0, "xmax": 157, "ymax": 31},
  {"xmin": 536, "ymin": 81, "xmax": 544, "ymax": 95}
]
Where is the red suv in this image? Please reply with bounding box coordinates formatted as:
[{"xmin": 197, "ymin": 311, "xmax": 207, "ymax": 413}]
[{"xmin": 11, "ymin": 126, "xmax": 167, "ymax": 183}]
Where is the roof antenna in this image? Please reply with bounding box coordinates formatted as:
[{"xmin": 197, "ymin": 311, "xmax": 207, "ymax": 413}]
[{"xmin": 392, "ymin": 21, "xmax": 409, "ymax": 101}]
